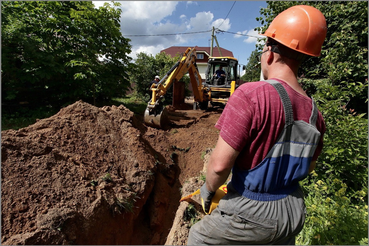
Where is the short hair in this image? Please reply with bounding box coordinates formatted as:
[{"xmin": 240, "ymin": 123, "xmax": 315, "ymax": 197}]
[{"xmin": 266, "ymin": 38, "xmax": 309, "ymax": 63}]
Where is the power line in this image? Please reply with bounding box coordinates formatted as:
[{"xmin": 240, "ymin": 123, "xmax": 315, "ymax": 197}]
[
  {"xmin": 122, "ymin": 28, "xmax": 262, "ymax": 40},
  {"xmin": 123, "ymin": 29, "xmax": 212, "ymax": 37},
  {"xmin": 217, "ymin": 29, "xmax": 262, "ymax": 39},
  {"xmin": 217, "ymin": 1, "xmax": 236, "ymax": 29}
]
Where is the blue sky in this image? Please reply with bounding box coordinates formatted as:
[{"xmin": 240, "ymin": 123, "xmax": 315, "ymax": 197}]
[{"xmin": 93, "ymin": 1, "xmax": 268, "ymax": 70}]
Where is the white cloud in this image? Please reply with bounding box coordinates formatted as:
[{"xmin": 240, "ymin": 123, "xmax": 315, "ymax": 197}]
[
  {"xmin": 132, "ymin": 44, "xmax": 165, "ymax": 60},
  {"xmin": 119, "ymin": 1, "xmax": 178, "ymax": 22},
  {"xmin": 125, "ymin": 9, "xmax": 217, "ymax": 58},
  {"xmin": 92, "ymin": 1, "xmax": 109, "ymax": 8},
  {"xmin": 189, "ymin": 11, "xmax": 214, "ymax": 31},
  {"xmin": 94, "ymin": 2, "xmax": 233, "ymax": 59},
  {"xmin": 116, "ymin": 1, "xmax": 185, "ymax": 58},
  {"xmin": 186, "ymin": 1, "xmax": 198, "ymax": 7},
  {"xmin": 234, "ymin": 30, "xmax": 248, "ymax": 39},
  {"xmin": 212, "ymin": 18, "xmax": 231, "ymax": 31},
  {"xmin": 241, "ymin": 29, "xmax": 264, "ymax": 44}
]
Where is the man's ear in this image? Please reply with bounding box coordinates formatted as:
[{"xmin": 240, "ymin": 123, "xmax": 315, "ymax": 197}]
[{"xmin": 266, "ymin": 50, "xmax": 274, "ymax": 64}]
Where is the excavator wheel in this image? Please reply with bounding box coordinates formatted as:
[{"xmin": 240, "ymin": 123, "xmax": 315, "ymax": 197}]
[{"xmin": 144, "ymin": 104, "xmax": 170, "ymax": 129}]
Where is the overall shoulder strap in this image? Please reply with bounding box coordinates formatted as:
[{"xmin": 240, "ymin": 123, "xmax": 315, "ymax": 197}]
[
  {"xmin": 309, "ymin": 98, "xmax": 318, "ymax": 127},
  {"xmin": 265, "ymin": 80, "xmax": 294, "ymax": 126}
]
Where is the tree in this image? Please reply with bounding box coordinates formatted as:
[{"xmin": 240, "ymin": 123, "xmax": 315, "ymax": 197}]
[
  {"xmin": 1, "ymin": 1, "xmax": 132, "ymax": 112},
  {"xmin": 130, "ymin": 51, "xmax": 189, "ymax": 104},
  {"xmin": 241, "ymin": 50, "xmax": 262, "ymax": 82}
]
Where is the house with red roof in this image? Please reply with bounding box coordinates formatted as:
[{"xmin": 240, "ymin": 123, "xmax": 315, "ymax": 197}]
[{"xmin": 160, "ymin": 46, "xmax": 234, "ymax": 80}]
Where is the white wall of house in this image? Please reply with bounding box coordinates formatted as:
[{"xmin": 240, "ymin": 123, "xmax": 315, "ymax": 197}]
[
  {"xmin": 197, "ymin": 63, "xmax": 208, "ymax": 80},
  {"xmin": 179, "ymin": 63, "xmax": 208, "ymax": 83}
]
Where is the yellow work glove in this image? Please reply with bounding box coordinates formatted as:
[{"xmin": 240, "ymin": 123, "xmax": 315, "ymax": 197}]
[
  {"xmin": 200, "ymin": 183, "xmax": 228, "ymax": 214},
  {"xmin": 200, "ymin": 183, "xmax": 215, "ymax": 214}
]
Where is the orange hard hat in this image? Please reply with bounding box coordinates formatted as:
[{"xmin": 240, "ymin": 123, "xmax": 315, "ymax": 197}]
[{"xmin": 261, "ymin": 5, "xmax": 327, "ymax": 57}]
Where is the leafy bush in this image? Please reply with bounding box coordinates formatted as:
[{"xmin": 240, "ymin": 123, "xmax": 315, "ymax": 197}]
[
  {"xmin": 297, "ymin": 174, "xmax": 368, "ymax": 245},
  {"xmin": 306, "ymin": 79, "xmax": 368, "ymax": 195},
  {"xmin": 295, "ymin": 78, "xmax": 369, "ymax": 245}
]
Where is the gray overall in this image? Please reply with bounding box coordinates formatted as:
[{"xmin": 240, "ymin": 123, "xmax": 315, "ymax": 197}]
[{"xmin": 188, "ymin": 80, "xmax": 320, "ymax": 245}]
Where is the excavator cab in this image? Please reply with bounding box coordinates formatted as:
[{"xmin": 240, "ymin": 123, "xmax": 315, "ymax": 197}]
[
  {"xmin": 205, "ymin": 57, "xmax": 238, "ymax": 86},
  {"xmin": 204, "ymin": 57, "xmax": 239, "ymax": 107}
]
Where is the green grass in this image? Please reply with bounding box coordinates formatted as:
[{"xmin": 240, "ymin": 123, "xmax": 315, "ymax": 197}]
[
  {"xmin": 1, "ymin": 107, "xmax": 58, "ymax": 131},
  {"xmin": 184, "ymin": 204, "xmax": 201, "ymax": 227},
  {"xmin": 112, "ymin": 93, "xmax": 148, "ymax": 115},
  {"xmin": 199, "ymin": 173, "xmax": 206, "ymax": 182},
  {"xmin": 115, "ymin": 193, "xmax": 139, "ymax": 214},
  {"xmin": 200, "ymin": 151, "xmax": 207, "ymax": 160}
]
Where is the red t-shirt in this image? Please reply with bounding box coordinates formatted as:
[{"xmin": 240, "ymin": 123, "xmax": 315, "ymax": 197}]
[{"xmin": 215, "ymin": 78, "xmax": 326, "ymax": 171}]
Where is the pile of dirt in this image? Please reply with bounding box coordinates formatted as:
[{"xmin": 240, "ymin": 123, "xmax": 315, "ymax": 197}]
[{"xmin": 1, "ymin": 100, "xmax": 222, "ymax": 245}]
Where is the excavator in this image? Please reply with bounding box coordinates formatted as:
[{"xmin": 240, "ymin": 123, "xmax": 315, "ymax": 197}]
[{"xmin": 143, "ymin": 47, "xmax": 239, "ymax": 129}]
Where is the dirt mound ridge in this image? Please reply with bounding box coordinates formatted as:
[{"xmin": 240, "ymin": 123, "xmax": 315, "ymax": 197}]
[
  {"xmin": 1, "ymin": 100, "xmax": 222, "ymax": 245},
  {"xmin": 2, "ymin": 101, "xmax": 162, "ymax": 244}
]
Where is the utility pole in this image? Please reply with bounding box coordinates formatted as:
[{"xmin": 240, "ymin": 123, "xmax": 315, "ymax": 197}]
[
  {"xmin": 210, "ymin": 26, "xmax": 223, "ymax": 57},
  {"xmin": 210, "ymin": 26, "xmax": 215, "ymax": 56}
]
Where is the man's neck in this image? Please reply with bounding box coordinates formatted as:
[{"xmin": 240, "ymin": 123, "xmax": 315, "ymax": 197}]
[{"xmin": 267, "ymin": 64, "xmax": 308, "ymax": 97}]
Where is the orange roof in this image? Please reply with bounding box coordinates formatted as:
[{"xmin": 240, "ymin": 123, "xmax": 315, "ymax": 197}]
[{"xmin": 161, "ymin": 46, "xmax": 234, "ymax": 58}]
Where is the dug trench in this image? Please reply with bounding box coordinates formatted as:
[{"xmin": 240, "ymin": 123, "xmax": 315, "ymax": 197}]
[{"xmin": 1, "ymin": 99, "xmax": 222, "ymax": 245}]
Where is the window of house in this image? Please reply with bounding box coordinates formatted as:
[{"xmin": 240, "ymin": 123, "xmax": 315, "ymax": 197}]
[{"xmin": 197, "ymin": 53, "xmax": 204, "ymax": 59}]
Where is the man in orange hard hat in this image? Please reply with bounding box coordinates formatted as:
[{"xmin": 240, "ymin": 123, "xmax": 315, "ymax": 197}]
[{"xmin": 188, "ymin": 5, "xmax": 327, "ymax": 245}]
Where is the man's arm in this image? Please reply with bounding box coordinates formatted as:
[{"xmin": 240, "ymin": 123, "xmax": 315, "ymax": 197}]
[
  {"xmin": 309, "ymin": 161, "xmax": 316, "ymax": 173},
  {"xmin": 205, "ymin": 135, "xmax": 240, "ymax": 192}
]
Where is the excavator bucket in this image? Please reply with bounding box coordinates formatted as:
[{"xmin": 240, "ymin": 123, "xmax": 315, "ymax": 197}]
[{"xmin": 144, "ymin": 104, "xmax": 170, "ymax": 129}]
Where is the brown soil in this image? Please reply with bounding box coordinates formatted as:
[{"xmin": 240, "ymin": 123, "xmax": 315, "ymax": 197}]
[{"xmin": 1, "ymin": 99, "xmax": 222, "ymax": 245}]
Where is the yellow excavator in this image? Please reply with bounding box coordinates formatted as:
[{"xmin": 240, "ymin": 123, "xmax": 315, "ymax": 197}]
[{"xmin": 143, "ymin": 47, "xmax": 239, "ymax": 129}]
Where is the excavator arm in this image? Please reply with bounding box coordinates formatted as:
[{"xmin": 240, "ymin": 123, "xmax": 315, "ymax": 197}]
[{"xmin": 144, "ymin": 47, "xmax": 206, "ymax": 129}]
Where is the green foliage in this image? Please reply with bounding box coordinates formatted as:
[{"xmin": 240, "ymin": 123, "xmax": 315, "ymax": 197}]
[
  {"xmin": 1, "ymin": 105, "xmax": 58, "ymax": 131},
  {"xmin": 130, "ymin": 52, "xmax": 178, "ymax": 101},
  {"xmin": 304, "ymin": 78, "xmax": 368, "ymax": 195},
  {"xmin": 112, "ymin": 92, "xmax": 148, "ymax": 115},
  {"xmin": 297, "ymin": 174, "xmax": 368, "ymax": 245},
  {"xmin": 200, "ymin": 151, "xmax": 207, "ymax": 160},
  {"xmin": 115, "ymin": 194, "xmax": 138, "ymax": 214},
  {"xmin": 90, "ymin": 180, "xmax": 98, "ymax": 187},
  {"xmin": 199, "ymin": 173, "xmax": 206, "ymax": 182},
  {"xmin": 130, "ymin": 52, "xmax": 191, "ymax": 105},
  {"xmin": 102, "ymin": 173, "xmax": 112, "ymax": 182},
  {"xmin": 2, "ymin": 1, "xmax": 132, "ymax": 113},
  {"xmin": 170, "ymin": 129, "xmax": 178, "ymax": 134},
  {"xmin": 294, "ymin": 78, "xmax": 369, "ymax": 245},
  {"xmin": 241, "ymin": 50, "xmax": 261, "ymax": 82},
  {"xmin": 184, "ymin": 204, "xmax": 201, "ymax": 227}
]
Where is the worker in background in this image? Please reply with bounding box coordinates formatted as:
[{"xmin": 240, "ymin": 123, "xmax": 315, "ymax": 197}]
[
  {"xmin": 150, "ymin": 75, "xmax": 160, "ymax": 88},
  {"xmin": 214, "ymin": 66, "xmax": 225, "ymax": 78},
  {"xmin": 214, "ymin": 66, "xmax": 226, "ymax": 85},
  {"xmin": 188, "ymin": 5, "xmax": 327, "ymax": 245}
]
